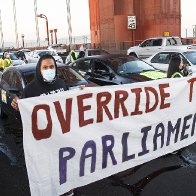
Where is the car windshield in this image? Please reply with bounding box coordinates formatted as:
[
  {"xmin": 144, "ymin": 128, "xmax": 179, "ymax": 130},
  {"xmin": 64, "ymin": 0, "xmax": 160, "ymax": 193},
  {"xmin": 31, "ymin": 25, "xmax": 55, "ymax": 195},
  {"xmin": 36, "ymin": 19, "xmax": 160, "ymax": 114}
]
[
  {"xmin": 23, "ymin": 66, "xmax": 87, "ymax": 87},
  {"xmin": 10, "ymin": 53, "xmax": 19, "ymax": 60},
  {"xmin": 37, "ymin": 50, "xmax": 57, "ymax": 56},
  {"xmin": 57, "ymin": 67, "xmax": 87, "ymax": 87},
  {"xmin": 107, "ymin": 56, "xmax": 155, "ymax": 74},
  {"xmin": 183, "ymin": 51, "xmax": 196, "ymax": 65}
]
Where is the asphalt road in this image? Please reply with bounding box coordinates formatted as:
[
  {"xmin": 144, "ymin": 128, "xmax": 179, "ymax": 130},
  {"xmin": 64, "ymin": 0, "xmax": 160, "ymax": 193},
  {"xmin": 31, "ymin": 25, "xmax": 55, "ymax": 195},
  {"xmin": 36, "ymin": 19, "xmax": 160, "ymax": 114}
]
[{"xmin": 1, "ymin": 117, "xmax": 196, "ymax": 196}]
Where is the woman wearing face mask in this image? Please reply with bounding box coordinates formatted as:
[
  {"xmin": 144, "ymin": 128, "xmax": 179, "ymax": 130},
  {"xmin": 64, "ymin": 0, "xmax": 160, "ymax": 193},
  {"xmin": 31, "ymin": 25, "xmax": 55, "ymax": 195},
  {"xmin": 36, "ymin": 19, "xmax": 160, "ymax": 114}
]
[
  {"xmin": 167, "ymin": 53, "xmax": 192, "ymax": 78},
  {"xmin": 11, "ymin": 54, "xmax": 69, "ymax": 110}
]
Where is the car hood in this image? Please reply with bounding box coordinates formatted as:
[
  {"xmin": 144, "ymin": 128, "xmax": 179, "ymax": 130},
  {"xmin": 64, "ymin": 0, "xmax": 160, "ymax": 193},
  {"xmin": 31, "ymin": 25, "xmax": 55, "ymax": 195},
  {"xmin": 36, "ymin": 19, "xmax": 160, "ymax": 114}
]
[{"xmin": 122, "ymin": 71, "xmax": 166, "ymax": 82}]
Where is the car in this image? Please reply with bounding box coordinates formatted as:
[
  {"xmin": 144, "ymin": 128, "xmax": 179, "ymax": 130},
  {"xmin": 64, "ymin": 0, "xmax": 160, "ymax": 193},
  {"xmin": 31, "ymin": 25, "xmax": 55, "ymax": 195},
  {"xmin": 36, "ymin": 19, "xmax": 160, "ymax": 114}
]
[
  {"xmin": 69, "ymin": 54, "xmax": 166, "ymax": 86},
  {"xmin": 0, "ymin": 63, "xmax": 94, "ymax": 119},
  {"xmin": 145, "ymin": 49, "xmax": 196, "ymax": 73},
  {"xmin": 126, "ymin": 36, "xmax": 190, "ymax": 59},
  {"xmin": 0, "ymin": 52, "xmax": 25, "ymax": 66},
  {"xmin": 65, "ymin": 49, "xmax": 109, "ymax": 64},
  {"xmin": 26, "ymin": 50, "xmax": 63, "ymax": 64}
]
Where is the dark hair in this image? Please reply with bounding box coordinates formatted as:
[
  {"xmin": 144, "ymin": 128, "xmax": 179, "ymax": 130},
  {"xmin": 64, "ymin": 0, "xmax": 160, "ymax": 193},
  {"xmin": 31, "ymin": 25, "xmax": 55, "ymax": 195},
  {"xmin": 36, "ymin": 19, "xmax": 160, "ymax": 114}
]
[
  {"xmin": 167, "ymin": 53, "xmax": 181, "ymax": 78},
  {"xmin": 77, "ymin": 51, "xmax": 85, "ymax": 59}
]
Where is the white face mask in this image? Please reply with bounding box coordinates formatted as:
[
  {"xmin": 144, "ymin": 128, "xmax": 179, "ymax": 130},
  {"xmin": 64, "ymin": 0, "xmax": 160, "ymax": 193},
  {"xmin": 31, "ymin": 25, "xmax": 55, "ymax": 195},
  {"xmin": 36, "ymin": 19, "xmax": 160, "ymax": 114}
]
[{"xmin": 42, "ymin": 69, "xmax": 56, "ymax": 82}]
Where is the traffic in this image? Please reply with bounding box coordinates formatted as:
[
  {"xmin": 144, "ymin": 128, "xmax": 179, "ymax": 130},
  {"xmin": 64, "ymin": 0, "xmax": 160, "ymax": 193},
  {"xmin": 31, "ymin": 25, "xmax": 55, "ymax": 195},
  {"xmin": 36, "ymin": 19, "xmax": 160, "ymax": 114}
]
[{"xmin": 0, "ymin": 37, "xmax": 195, "ymax": 196}]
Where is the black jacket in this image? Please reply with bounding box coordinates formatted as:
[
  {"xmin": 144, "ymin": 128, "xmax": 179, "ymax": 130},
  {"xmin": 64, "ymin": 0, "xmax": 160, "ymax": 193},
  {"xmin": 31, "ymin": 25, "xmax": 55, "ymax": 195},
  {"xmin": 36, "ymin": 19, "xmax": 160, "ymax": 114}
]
[{"xmin": 23, "ymin": 57, "xmax": 68, "ymax": 98}]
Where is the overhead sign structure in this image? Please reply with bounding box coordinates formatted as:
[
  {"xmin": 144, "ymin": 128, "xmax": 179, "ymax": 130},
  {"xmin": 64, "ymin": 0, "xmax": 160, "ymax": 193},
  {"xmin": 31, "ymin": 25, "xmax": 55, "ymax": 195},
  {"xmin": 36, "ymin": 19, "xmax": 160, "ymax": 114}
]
[{"xmin": 128, "ymin": 16, "xmax": 136, "ymax": 29}]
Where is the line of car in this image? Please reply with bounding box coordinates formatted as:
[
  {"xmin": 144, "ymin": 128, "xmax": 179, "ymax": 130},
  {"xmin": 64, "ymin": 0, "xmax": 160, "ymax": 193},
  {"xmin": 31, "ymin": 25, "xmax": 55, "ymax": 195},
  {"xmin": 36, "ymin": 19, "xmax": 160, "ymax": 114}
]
[{"xmin": 1, "ymin": 50, "xmax": 196, "ymax": 195}]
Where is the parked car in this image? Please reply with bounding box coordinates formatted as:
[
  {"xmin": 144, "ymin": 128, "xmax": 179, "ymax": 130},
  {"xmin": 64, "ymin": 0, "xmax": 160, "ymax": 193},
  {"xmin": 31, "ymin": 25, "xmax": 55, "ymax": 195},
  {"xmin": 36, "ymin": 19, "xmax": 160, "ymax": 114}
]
[
  {"xmin": 26, "ymin": 50, "xmax": 63, "ymax": 64},
  {"xmin": 145, "ymin": 49, "xmax": 196, "ymax": 73},
  {"xmin": 0, "ymin": 52, "xmax": 25, "ymax": 66},
  {"xmin": 127, "ymin": 36, "xmax": 191, "ymax": 59},
  {"xmin": 0, "ymin": 63, "xmax": 94, "ymax": 119},
  {"xmin": 65, "ymin": 49, "xmax": 109, "ymax": 64},
  {"xmin": 69, "ymin": 54, "xmax": 166, "ymax": 86}
]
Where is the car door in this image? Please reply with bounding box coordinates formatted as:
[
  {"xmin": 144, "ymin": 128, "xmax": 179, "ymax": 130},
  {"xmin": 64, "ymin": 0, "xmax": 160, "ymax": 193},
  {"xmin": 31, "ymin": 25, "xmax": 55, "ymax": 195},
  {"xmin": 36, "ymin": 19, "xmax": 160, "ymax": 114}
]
[
  {"xmin": 0, "ymin": 70, "xmax": 16, "ymax": 116},
  {"xmin": 139, "ymin": 38, "xmax": 163, "ymax": 59},
  {"xmin": 71, "ymin": 59, "xmax": 92, "ymax": 77},
  {"xmin": 2, "ymin": 70, "xmax": 24, "ymax": 117}
]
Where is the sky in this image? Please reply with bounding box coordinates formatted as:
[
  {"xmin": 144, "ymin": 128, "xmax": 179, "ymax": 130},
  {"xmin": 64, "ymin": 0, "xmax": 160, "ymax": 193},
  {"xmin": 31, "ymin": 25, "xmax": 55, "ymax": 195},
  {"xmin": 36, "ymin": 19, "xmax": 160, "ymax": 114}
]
[{"xmin": 0, "ymin": 0, "xmax": 195, "ymax": 46}]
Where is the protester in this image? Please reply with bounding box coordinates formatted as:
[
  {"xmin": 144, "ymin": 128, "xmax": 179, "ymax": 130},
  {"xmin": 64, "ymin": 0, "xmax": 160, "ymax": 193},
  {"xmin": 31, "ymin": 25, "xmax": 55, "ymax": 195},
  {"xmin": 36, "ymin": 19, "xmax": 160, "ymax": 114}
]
[
  {"xmin": 0, "ymin": 56, "xmax": 3, "ymax": 71},
  {"xmin": 11, "ymin": 54, "xmax": 68, "ymax": 106},
  {"xmin": 65, "ymin": 46, "xmax": 78, "ymax": 64},
  {"xmin": 16, "ymin": 50, "xmax": 28, "ymax": 63},
  {"xmin": 2, "ymin": 52, "xmax": 12, "ymax": 69},
  {"xmin": 77, "ymin": 50, "xmax": 85, "ymax": 59},
  {"xmin": 167, "ymin": 53, "xmax": 192, "ymax": 78},
  {"xmin": 11, "ymin": 54, "xmax": 78, "ymax": 196}
]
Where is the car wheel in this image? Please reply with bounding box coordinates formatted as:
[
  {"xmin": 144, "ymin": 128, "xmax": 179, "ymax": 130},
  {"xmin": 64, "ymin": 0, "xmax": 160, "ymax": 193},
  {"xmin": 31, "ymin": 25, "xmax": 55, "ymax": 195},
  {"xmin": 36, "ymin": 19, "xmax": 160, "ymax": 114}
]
[
  {"xmin": 0, "ymin": 104, "xmax": 7, "ymax": 118},
  {"xmin": 129, "ymin": 53, "xmax": 138, "ymax": 58}
]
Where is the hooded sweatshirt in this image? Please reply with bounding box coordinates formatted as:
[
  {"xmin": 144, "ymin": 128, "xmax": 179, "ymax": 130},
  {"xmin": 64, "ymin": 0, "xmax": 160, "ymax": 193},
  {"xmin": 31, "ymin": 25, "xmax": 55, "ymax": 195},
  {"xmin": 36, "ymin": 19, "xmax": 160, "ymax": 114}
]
[{"xmin": 23, "ymin": 55, "xmax": 68, "ymax": 98}]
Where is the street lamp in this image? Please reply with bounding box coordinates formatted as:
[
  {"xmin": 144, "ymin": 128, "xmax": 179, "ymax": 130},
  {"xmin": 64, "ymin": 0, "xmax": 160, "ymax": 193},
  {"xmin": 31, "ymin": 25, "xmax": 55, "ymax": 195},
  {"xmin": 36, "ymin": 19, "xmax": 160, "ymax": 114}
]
[
  {"xmin": 37, "ymin": 14, "xmax": 50, "ymax": 46},
  {"xmin": 54, "ymin": 29, "xmax": 58, "ymax": 44},
  {"xmin": 21, "ymin": 34, "xmax": 24, "ymax": 48}
]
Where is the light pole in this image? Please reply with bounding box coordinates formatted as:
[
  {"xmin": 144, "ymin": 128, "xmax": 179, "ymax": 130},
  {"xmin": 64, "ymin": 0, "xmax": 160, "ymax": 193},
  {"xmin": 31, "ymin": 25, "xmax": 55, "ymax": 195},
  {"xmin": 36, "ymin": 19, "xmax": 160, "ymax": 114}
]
[
  {"xmin": 54, "ymin": 29, "xmax": 58, "ymax": 44},
  {"xmin": 21, "ymin": 34, "xmax": 24, "ymax": 48},
  {"xmin": 50, "ymin": 29, "xmax": 54, "ymax": 45},
  {"xmin": 37, "ymin": 14, "xmax": 50, "ymax": 46}
]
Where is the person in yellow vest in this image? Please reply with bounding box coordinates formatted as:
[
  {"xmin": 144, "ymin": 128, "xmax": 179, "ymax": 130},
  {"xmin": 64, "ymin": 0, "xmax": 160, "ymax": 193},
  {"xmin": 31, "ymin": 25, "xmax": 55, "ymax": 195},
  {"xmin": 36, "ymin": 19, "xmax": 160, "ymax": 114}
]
[
  {"xmin": 167, "ymin": 53, "xmax": 192, "ymax": 78},
  {"xmin": 0, "ymin": 57, "xmax": 3, "ymax": 71},
  {"xmin": 65, "ymin": 45, "xmax": 78, "ymax": 64},
  {"xmin": 2, "ymin": 52, "xmax": 12, "ymax": 69}
]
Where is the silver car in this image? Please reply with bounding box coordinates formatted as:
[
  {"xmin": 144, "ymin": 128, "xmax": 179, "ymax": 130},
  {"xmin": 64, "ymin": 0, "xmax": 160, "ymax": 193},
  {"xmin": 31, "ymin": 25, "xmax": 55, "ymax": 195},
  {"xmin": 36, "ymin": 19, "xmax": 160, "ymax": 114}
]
[
  {"xmin": 145, "ymin": 49, "xmax": 196, "ymax": 73},
  {"xmin": 26, "ymin": 49, "xmax": 63, "ymax": 64}
]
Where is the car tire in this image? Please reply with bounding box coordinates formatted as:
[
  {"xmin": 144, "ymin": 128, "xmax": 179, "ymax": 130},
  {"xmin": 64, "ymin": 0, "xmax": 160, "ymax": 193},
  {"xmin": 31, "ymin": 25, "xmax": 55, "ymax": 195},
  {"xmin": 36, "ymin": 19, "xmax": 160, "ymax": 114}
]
[{"xmin": 0, "ymin": 104, "xmax": 7, "ymax": 118}]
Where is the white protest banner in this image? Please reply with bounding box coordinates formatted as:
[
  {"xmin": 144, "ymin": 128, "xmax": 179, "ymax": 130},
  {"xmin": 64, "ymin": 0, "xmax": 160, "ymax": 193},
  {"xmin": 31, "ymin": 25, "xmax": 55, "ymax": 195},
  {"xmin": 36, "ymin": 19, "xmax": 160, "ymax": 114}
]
[{"xmin": 18, "ymin": 76, "xmax": 196, "ymax": 196}]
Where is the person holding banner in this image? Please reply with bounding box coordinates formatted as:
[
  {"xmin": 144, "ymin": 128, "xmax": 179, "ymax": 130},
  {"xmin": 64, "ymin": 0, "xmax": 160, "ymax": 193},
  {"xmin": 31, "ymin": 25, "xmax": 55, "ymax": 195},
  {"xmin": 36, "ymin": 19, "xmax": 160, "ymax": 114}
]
[
  {"xmin": 11, "ymin": 54, "xmax": 78, "ymax": 196},
  {"xmin": 11, "ymin": 54, "xmax": 69, "ymax": 110},
  {"xmin": 167, "ymin": 53, "xmax": 192, "ymax": 78}
]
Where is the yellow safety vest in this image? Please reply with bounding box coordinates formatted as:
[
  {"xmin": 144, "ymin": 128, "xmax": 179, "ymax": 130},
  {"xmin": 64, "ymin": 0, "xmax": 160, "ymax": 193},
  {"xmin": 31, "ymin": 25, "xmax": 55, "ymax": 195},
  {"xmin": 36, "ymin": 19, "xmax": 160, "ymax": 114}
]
[
  {"xmin": 171, "ymin": 72, "xmax": 183, "ymax": 78},
  {"xmin": 0, "ymin": 58, "xmax": 3, "ymax": 69},
  {"xmin": 3, "ymin": 58, "xmax": 12, "ymax": 68},
  {"xmin": 69, "ymin": 50, "xmax": 78, "ymax": 62}
]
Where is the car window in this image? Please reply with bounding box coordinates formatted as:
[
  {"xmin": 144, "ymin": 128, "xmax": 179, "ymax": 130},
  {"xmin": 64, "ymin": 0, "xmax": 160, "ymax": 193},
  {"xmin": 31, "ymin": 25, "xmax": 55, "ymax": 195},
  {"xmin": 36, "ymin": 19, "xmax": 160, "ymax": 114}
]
[
  {"xmin": 151, "ymin": 53, "xmax": 172, "ymax": 64},
  {"xmin": 115, "ymin": 59, "xmax": 155, "ymax": 74},
  {"xmin": 72, "ymin": 60, "xmax": 92, "ymax": 76},
  {"xmin": 183, "ymin": 51, "xmax": 196, "ymax": 65},
  {"xmin": 152, "ymin": 39, "xmax": 162, "ymax": 46},
  {"xmin": 11, "ymin": 72, "xmax": 23, "ymax": 91},
  {"xmin": 57, "ymin": 67, "xmax": 87, "ymax": 87},
  {"xmin": 93, "ymin": 61, "xmax": 110, "ymax": 75},
  {"xmin": 23, "ymin": 72, "xmax": 35, "ymax": 84},
  {"xmin": 140, "ymin": 39, "xmax": 153, "ymax": 47},
  {"xmin": 166, "ymin": 38, "xmax": 181, "ymax": 46},
  {"xmin": 10, "ymin": 53, "xmax": 19, "ymax": 60},
  {"xmin": 1, "ymin": 70, "xmax": 12, "ymax": 86}
]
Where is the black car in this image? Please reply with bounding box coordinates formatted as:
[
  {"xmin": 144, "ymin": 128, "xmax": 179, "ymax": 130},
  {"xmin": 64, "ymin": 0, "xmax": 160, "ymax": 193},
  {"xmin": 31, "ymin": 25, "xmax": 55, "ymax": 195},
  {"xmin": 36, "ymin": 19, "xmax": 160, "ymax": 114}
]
[
  {"xmin": 69, "ymin": 54, "xmax": 166, "ymax": 86},
  {"xmin": 0, "ymin": 63, "xmax": 91, "ymax": 119}
]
